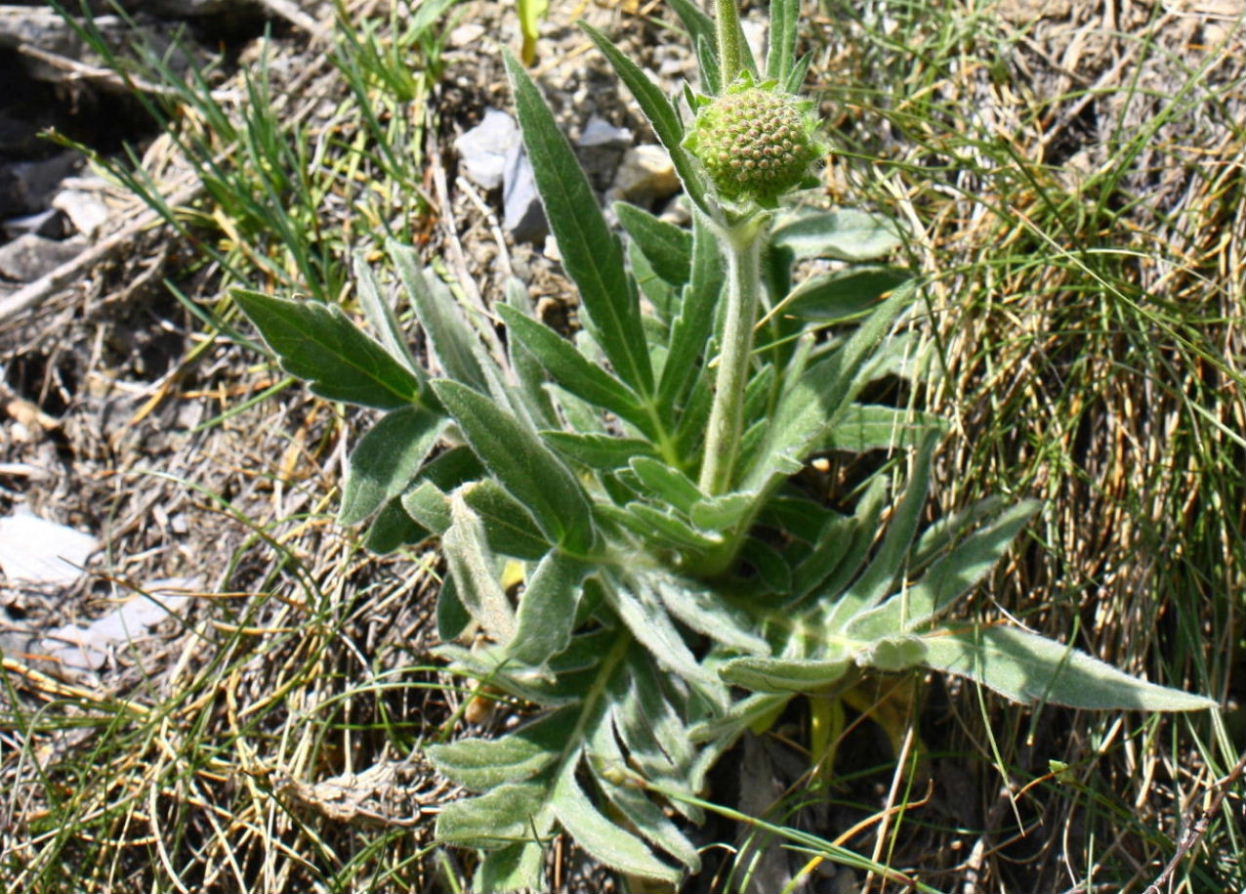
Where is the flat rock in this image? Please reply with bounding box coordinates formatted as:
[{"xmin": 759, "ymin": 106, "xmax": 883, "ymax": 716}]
[
  {"xmin": 503, "ymin": 144, "xmax": 546, "ymax": 244},
  {"xmin": 0, "ymin": 233, "xmax": 85, "ymax": 282},
  {"xmin": 52, "ymin": 180, "xmax": 112, "ymax": 240},
  {"xmin": 610, "ymin": 145, "xmax": 680, "ymax": 207},
  {"xmin": 455, "ymin": 108, "xmax": 519, "ymax": 191},
  {"xmin": 2, "ymin": 208, "xmax": 67, "ymax": 240},
  {"xmin": 0, "ymin": 509, "xmax": 97, "ymax": 587}
]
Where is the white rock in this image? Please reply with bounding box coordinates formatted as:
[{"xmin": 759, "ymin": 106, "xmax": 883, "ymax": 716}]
[
  {"xmin": 52, "ymin": 181, "xmax": 111, "ymax": 240},
  {"xmin": 0, "ymin": 508, "xmax": 97, "ymax": 586},
  {"xmin": 455, "ymin": 108, "xmax": 520, "ymax": 191}
]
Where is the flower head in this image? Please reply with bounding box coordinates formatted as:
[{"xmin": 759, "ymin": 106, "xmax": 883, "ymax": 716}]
[{"xmin": 685, "ymin": 80, "xmax": 822, "ymax": 207}]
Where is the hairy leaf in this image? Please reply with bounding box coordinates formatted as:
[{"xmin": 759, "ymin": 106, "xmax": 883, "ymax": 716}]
[{"xmin": 340, "ymin": 406, "xmax": 446, "ymax": 525}]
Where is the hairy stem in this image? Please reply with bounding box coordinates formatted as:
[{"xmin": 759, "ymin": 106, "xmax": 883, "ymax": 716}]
[
  {"xmin": 699, "ymin": 223, "xmax": 762, "ymax": 496},
  {"xmin": 714, "ymin": 0, "xmax": 742, "ymax": 86}
]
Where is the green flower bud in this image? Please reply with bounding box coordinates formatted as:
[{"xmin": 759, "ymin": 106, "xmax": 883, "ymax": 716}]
[{"xmin": 686, "ymin": 82, "xmax": 821, "ymax": 206}]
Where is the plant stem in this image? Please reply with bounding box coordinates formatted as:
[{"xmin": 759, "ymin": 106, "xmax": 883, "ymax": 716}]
[
  {"xmin": 714, "ymin": 0, "xmax": 742, "ymax": 87},
  {"xmin": 699, "ymin": 222, "xmax": 762, "ymax": 496}
]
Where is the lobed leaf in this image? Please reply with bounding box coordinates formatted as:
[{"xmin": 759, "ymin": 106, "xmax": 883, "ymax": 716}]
[
  {"xmin": 771, "ymin": 208, "xmax": 905, "ymax": 262},
  {"xmin": 427, "ymin": 708, "xmax": 575, "ymax": 791},
  {"xmin": 233, "ymin": 289, "xmax": 425, "ymax": 409}
]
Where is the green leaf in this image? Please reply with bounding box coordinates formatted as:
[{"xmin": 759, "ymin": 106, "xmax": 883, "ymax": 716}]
[
  {"xmin": 504, "ymin": 51, "xmax": 653, "ymax": 395},
  {"xmin": 854, "ymin": 635, "xmax": 928, "ymax": 672},
  {"xmin": 551, "ymin": 756, "xmax": 682, "ymax": 884},
  {"xmin": 785, "ymin": 51, "xmax": 813, "ymax": 94},
  {"xmin": 689, "ymin": 491, "xmax": 756, "ymax": 531},
  {"xmin": 436, "ymin": 781, "xmax": 549, "ymax": 848},
  {"xmin": 646, "ymin": 573, "xmax": 768, "ymax": 654},
  {"xmin": 694, "ymin": 33, "xmax": 721, "ymax": 96},
  {"xmin": 504, "ymin": 278, "xmax": 559, "ymax": 427},
  {"xmin": 827, "ymin": 429, "xmax": 940, "ymax": 627},
  {"xmin": 340, "ymin": 406, "xmax": 446, "ymax": 525},
  {"xmin": 464, "ymin": 480, "xmax": 551, "ymax": 561},
  {"xmin": 364, "ymin": 497, "xmax": 430, "ymax": 554},
  {"xmin": 598, "ymin": 502, "xmax": 723, "ymax": 553},
  {"xmin": 233, "ymin": 289, "xmax": 425, "ymax": 410},
  {"xmin": 616, "ymin": 202, "xmax": 693, "ymax": 288},
  {"xmin": 389, "ymin": 240, "xmax": 489, "ymax": 391},
  {"xmin": 777, "ymin": 267, "xmax": 912, "ymax": 324},
  {"xmin": 659, "ymin": 211, "xmax": 723, "ymax": 412},
  {"xmin": 437, "ymin": 576, "xmax": 471, "ymax": 641},
  {"xmin": 432, "ymin": 379, "xmax": 594, "ymax": 553},
  {"xmin": 443, "ymin": 495, "xmax": 517, "ymax": 642},
  {"xmin": 823, "ymin": 404, "xmax": 950, "ymax": 453},
  {"xmin": 542, "ymin": 431, "xmax": 659, "ymax": 470},
  {"xmin": 771, "ymin": 208, "xmax": 904, "ymax": 262},
  {"xmin": 848, "ymin": 500, "xmax": 1042, "ymax": 639},
  {"xmin": 475, "ymin": 841, "xmax": 547, "ymax": 894},
  {"xmin": 719, "ymin": 650, "xmax": 854, "ymax": 693},
  {"xmin": 921, "ymin": 626, "xmax": 1217, "ymax": 711},
  {"xmin": 494, "ymin": 304, "xmax": 649, "ymax": 432},
  {"xmin": 508, "ymin": 552, "xmax": 588, "ymax": 666},
  {"xmin": 767, "ymin": 0, "xmax": 798, "ymax": 86},
  {"xmin": 352, "ymin": 253, "xmax": 419, "ymax": 372},
  {"xmin": 427, "ymin": 709, "xmax": 573, "ymax": 791},
  {"xmin": 792, "ymin": 474, "xmax": 887, "ymax": 603},
  {"xmin": 743, "ymin": 282, "xmax": 916, "ymax": 492},
  {"xmin": 629, "ymin": 457, "xmax": 704, "ymax": 515}
]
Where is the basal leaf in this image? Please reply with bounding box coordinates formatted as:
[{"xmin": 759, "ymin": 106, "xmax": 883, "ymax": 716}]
[
  {"xmin": 504, "ymin": 51, "xmax": 653, "ymax": 395},
  {"xmin": 542, "ymin": 431, "xmax": 659, "ymax": 470},
  {"xmin": 921, "ymin": 627, "xmax": 1216, "ymax": 711},
  {"xmin": 551, "ymin": 755, "xmax": 682, "ymax": 884},
  {"xmin": 427, "ymin": 708, "xmax": 574, "ymax": 791},
  {"xmin": 432, "ymin": 379, "xmax": 594, "ymax": 553},
  {"xmin": 822, "ymin": 404, "xmax": 950, "ymax": 453},
  {"xmin": 507, "ymin": 552, "xmax": 588, "ymax": 667},
  {"xmin": 443, "ymin": 495, "xmax": 517, "ymax": 642},
  {"xmin": 646, "ymin": 572, "xmax": 768, "ymax": 654},
  {"xmin": 777, "ymin": 267, "xmax": 911, "ymax": 324},
  {"xmin": 340, "ymin": 406, "xmax": 447, "ymax": 525},
  {"xmin": 436, "ymin": 781, "xmax": 549, "ymax": 848},
  {"xmin": 364, "ymin": 497, "xmax": 430, "ymax": 554},
  {"xmin": 719, "ymin": 650, "xmax": 854, "ymax": 693},
  {"xmin": 388, "ymin": 241, "xmax": 489, "ymax": 390},
  {"xmin": 234, "ymin": 289, "xmax": 425, "ymax": 409}
]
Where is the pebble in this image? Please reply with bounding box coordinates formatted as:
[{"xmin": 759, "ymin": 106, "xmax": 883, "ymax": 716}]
[
  {"xmin": 610, "ymin": 145, "xmax": 680, "ymax": 206},
  {"xmin": 455, "ymin": 108, "xmax": 520, "ymax": 191},
  {"xmin": 0, "ymin": 233, "xmax": 86, "ymax": 282},
  {"xmin": 503, "ymin": 144, "xmax": 547, "ymax": 244}
]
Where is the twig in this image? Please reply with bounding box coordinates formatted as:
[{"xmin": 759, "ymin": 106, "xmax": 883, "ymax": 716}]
[{"xmin": 1142, "ymin": 749, "xmax": 1246, "ymax": 894}]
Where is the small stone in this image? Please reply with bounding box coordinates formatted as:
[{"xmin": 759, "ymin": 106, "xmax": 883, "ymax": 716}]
[
  {"xmin": 0, "ymin": 233, "xmax": 86, "ymax": 282},
  {"xmin": 576, "ymin": 116, "xmax": 632, "ymax": 192},
  {"xmin": 0, "ymin": 508, "xmax": 97, "ymax": 587},
  {"xmin": 0, "ymin": 151, "xmax": 81, "ymax": 218},
  {"xmin": 447, "ymin": 22, "xmax": 486, "ymax": 49},
  {"xmin": 610, "ymin": 145, "xmax": 680, "ymax": 206},
  {"xmin": 503, "ymin": 144, "xmax": 547, "ymax": 244},
  {"xmin": 455, "ymin": 108, "xmax": 520, "ymax": 191},
  {"xmin": 52, "ymin": 181, "xmax": 111, "ymax": 240},
  {"xmin": 2, "ymin": 208, "xmax": 66, "ymax": 240}
]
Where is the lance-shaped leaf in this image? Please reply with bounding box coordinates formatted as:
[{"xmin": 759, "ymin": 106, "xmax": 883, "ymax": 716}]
[
  {"xmin": 428, "ymin": 708, "xmax": 575, "ymax": 791},
  {"xmin": 645, "ymin": 572, "xmax": 768, "ymax": 654},
  {"xmin": 542, "ymin": 431, "xmax": 659, "ymax": 470},
  {"xmin": 719, "ymin": 649, "xmax": 854, "ymax": 693},
  {"xmin": 504, "ymin": 51, "xmax": 653, "ymax": 395},
  {"xmin": 769, "ymin": 266, "xmax": 912, "ymax": 325},
  {"xmin": 494, "ymin": 303, "xmax": 650, "ymax": 434},
  {"xmin": 580, "ymin": 24, "xmax": 713, "ymax": 218},
  {"xmin": 436, "ymin": 780, "xmax": 550, "ymax": 849},
  {"xmin": 340, "ymin": 406, "xmax": 446, "ymax": 525},
  {"xmin": 826, "ymin": 429, "xmax": 940, "ymax": 628},
  {"xmin": 475, "ymin": 841, "xmax": 547, "ymax": 894},
  {"xmin": 616, "ymin": 202, "xmax": 694, "ymax": 288},
  {"xmin": 364, "ymin": 498, "xmax": 429, "ymax": 554},
  {"xmin": 388, "ymin": 240, "xmax": 489, "ymax": 390},
  {"xmin": 742, "ymin": 281, "xmax": 916, "ymax": 493},
  {"xmin": 846, "ymin": 499, "xmax": 1042, "ymax": 640},
  {"xmin": 771, "ymin": 208, "xmax": 904, "ymax": 262},
  {"xmin": 766, "ymin": 0, "xmax": 798, "ymax": 86},
  {"xmin": 353, "ymin": 253, "xmax": 419, "ymax": 372},
  {"xmin": 822, "ymin": 404, "xmax": 950, "ymax": 453},
  {"xmin": 629, "ymin": 457, "xmax": 704, "ymax": 515},
  {"xmin": 432, "ymin": 379, "xmax": 594, "ymax": 554},
  {"xmin": 233, "ymin": 289, "xmax": 425, "ymax": 409},
  {"xmin": 659, "ymin": 211, "xmax": 723, "ymax": 411},
  {"xmin": 507, "ymin": 552, "xmax": 588, "ymax": 667},
  {"xmin": 551, "ymin": 754, "xmax": 683, "ymax": 884},
  {"xmin": 921, "ymin": 626, "xmax": 1216, "ymax": 711},
  {"xmin": 443, "ymin": 495, "xmax": 516, "ymax": 642}
]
